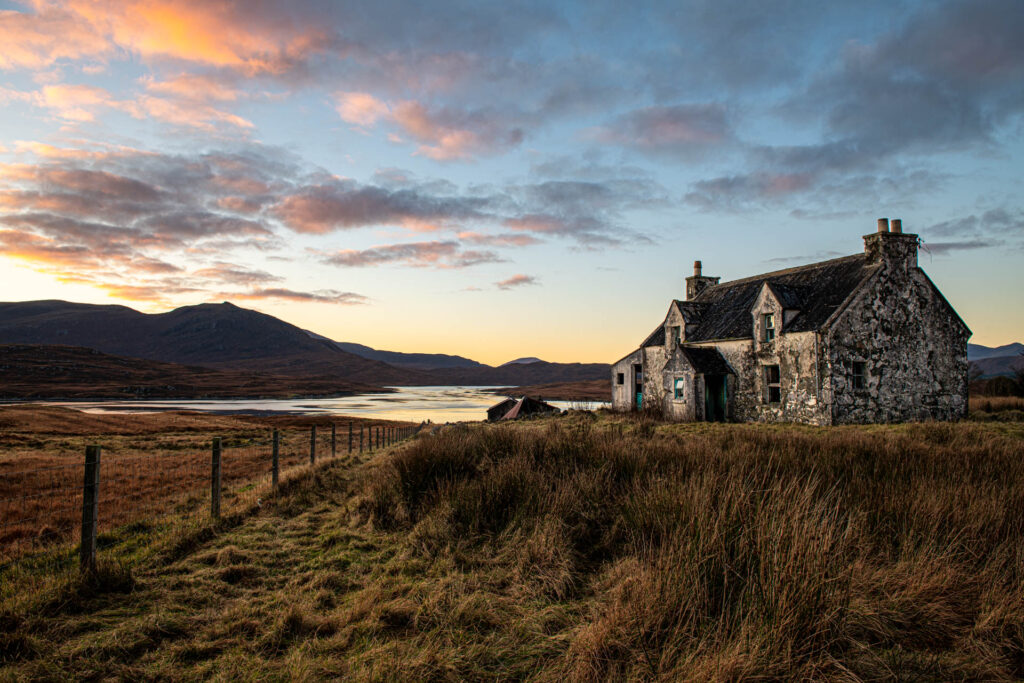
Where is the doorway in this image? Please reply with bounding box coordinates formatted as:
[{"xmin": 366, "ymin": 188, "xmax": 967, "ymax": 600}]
[
  {"xmin": 633, "ymin": 364, "xmax": 643, "ymax": 410},
  {"xmin": 704, "ymin": 374, "xmax": 728, "ymax": 422}
]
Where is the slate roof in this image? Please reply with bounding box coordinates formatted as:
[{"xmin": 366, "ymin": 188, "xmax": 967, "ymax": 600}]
[
  {"xmin": 685, "ymin": 254, "xmax": 879, "ymax": 341},
  {"xmin": 680, "ymin": 346, "xmax": 735, "ymax": 375},
  {"xmin": 641, "ymin": 324, "xmax": 665, "ymax": 347}
]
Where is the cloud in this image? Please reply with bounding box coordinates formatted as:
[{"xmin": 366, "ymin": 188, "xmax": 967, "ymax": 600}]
[
  {"xmin": 457, "ymin": 231, "xmax": 541, "ymax": 247},
  {"xmin": 192, "ymin": 262, "xmax": 281, "ymax": 285},
  {"xmin": 591, "ymin": 104, "xmax": 733, "ymax": 158},
  {"xmin": 917, "ymin": 208, "xmax": 1024, "ymax": 255},
  {"xmin": 231, "ymin": 288, "xmax": 367, "ymax": 305},
  {"xmin": 16, "ymin": 0, "xmax": 332, "ymax": 74},
  {"xmin": 10, "ymin": 81, "xmax": 254, "ymax": 131},
  {"xmin": 685, "ymin": 173, "xmax": 814, "ymax": 211},
  {"xmin": 336, "ymin": 92, "xmax": 389, "ymax": 126},
  {"xmin": 495, "ymin": 274, "xmax": 538, "ymax": 290},
  {"xmin": 680, "ymin": 0, "xmax": 1024, "ymax": 211},
  {"xmin": 763, "ymin": 250, "xmax": 844, "ymax": 266},
  {"xmin": 142, "ymin": 73, "xmax": 242, "ymax": 102},
  {"xmin": 272, "ymin": 180, "xmax": 490, "ymax": 234},
  {"xmin": 321, "ymin": 240, "xmax": 502, "ymax": 269},
  {"xmin": 391, "ymin": 101, "xmax": 524, "ymax": 161},
  {"xmin": 921, "ymin": 239, "xmax": 1000, "ymax": 256},
  {"xmin": 0, "ymin": 4, "xmax": 111, "ymax": 70}
]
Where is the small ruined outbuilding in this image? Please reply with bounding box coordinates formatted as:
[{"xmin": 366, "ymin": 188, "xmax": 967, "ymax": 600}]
[
  {"xmin": 487, "ymin": 396, "xmax": 559, "ymax": 421},
  {"xmin": 611, "ymin": 219, "xmax": 970, "ymax": 424}
]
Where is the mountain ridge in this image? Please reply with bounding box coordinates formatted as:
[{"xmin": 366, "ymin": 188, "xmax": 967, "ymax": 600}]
[{"xmin": 0, "ymin": 300, "xmax": 609, "ymax": 388}]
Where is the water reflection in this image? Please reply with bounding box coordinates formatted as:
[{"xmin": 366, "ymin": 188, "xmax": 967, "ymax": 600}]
[{"xmin": 36, "ymin": 386, "xmax": 609, "ymax": 423}]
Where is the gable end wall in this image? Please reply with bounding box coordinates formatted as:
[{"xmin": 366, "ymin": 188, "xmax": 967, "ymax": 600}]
[{"xmin": 824, "ymin": 267, "xmax": 969, "ymax": 423}]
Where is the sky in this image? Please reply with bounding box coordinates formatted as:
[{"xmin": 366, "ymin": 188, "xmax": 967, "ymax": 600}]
[{"xmin": 0, "ymin": 0, "xmax": 1022, "ymax": 366}]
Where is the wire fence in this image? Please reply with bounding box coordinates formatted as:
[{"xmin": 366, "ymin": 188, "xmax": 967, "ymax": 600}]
[{"xmin": 0, "ymin": 421, "xmax": 421, "ymax": 580}]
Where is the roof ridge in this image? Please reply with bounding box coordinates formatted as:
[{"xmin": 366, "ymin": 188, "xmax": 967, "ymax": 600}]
[{"xmin": 696, "ymin": 253, "xmax": 865, "ymax": 295}]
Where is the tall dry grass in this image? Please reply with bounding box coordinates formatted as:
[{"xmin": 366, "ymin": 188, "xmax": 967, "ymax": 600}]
[
  {"xmin": 971, "ymin": 395, "xmax": 1024, "ymax": 413},
  {"xmin": 360, "ymin": 418, "xmax": 1024, "ymax": 680}
]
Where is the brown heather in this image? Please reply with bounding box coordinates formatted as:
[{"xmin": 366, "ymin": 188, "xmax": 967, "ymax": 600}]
[{"xmin": 3, "ymin": 412, "xmax": 1024, "ymax": 680}]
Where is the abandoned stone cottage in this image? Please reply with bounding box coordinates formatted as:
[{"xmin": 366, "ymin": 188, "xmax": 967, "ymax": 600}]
[{"xmin": 611, "ymin": 218, "xmax": 971, "ymax": 424}]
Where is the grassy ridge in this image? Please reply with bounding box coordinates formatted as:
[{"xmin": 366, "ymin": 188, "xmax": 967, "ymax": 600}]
[{"xmin": 3, "ymin": 415, "xmax": 1024, "ymax": 680}]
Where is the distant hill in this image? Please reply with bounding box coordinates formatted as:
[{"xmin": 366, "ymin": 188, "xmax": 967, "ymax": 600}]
[
  {"xmin": 326, "ymin": 339, "xmax": 484, "ymax": 371},
  {"xmin": 0, "ymin": 300, "xmax": 610, "ymax": 389},
  {"xmin": 0, "ymin": 300, "xmax": 421, "ymax": 385},
  {"xmin": 500, "ymin": 357, "xmax": 544, "ymax": 366},
  {"xmin": 427, "ymin": 360, "xmax": 609, "ymax": 386},
  {"xmin": 968, "ymin": 343, "xmax": 1024, "ymax": 361},
  {"xmin": 0, "ymin": 345, "xmax": 376, "ymax": 399},
  {"xmin": 968, "ymin": 343, "xmax": 1024, "ymax": 378}
]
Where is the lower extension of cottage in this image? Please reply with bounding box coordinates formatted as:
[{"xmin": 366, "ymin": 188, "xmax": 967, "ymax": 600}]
[{"xmin": 611, "ymin": 218, "xmax": 971, "ymax": 425}]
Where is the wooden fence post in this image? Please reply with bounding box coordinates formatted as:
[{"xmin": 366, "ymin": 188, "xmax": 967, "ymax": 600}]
[
  {"xmin": 211, "ymin": 437, "xmax": 222, "ymax": 520},
  {"xmin": 80, "ymin": 445, "xmax": 100, "ymax": 574},
  {"xmin": 310, "ymin": 425, "xmax": 316, "ymax": 465},
  {"xmin": 331, "ymin": 423, "xmax": 336, "ymax": 458},
  {"xmin": 348, "ymin": 422, "xmax": 353, "ymax": 453},
  {"xmin": 272, "ymin": 429, "xmax": 280, "ymax": 493}
]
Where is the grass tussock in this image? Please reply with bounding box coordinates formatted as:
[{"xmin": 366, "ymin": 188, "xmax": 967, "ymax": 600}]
[{"xmin": 356, "ymin": 418, "xmax": 1024, "ymax": 680}]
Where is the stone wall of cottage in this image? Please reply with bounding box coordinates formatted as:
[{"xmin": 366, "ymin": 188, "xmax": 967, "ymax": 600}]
[
  {"xmin": 824, "ymin": 265, "xmax": 969, "ymax": 423},
  {"xmin": 659, "ymin": 349, "xmax": 698, "ymax": 421},
  {"xmin": 610, "ymin": 350, "xmax": 641, "ymax": 412},
  {"xmin": 692, "ymin": 334, "xmax": 831, "ymax": 425}
]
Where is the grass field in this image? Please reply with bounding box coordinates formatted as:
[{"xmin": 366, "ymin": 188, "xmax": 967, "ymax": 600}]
[
  {"xmin": 0, "ymin": 406, "xmax": 413, "ymax": 561},
  {"xmin": 3, "ymin": 411, "xmax": 1024, "ymax": 680}
]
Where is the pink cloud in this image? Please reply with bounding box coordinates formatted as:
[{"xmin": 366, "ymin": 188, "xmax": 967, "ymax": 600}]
[
  {"xmin": 495, "ymin": 274, "xmax": 538, "ymax": 290},
  {"xmin": 457, "ymin": 231, "xmax": 541, "ymax": 247},
  {"xmin": 336, "ymin": 92, "xmax": 389, "ymax": 126},
  {"xmin": 322, "ymin": 240, "xmax": 502, "ymax": 269}
]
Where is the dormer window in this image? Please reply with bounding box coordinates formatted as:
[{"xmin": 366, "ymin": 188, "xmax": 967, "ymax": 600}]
[
  {"xmin": 763, "ymin": 313, "xmax": 776, "ymax": 342},
  {"xmin": 669, "ymin": 325, "xmax": 681, "ymax": 346}
]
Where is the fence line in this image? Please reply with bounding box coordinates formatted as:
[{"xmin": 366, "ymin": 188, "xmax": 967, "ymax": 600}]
[{"xmin": 0, "ymin": 421, "xmax": 423, "ymax": 575}]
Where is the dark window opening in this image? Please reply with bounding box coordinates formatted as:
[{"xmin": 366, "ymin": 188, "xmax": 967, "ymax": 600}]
[
  {"xmin": 616, "ymin": 372, "xmax": 625, "ymax": 385},
  {"xmin": 763, "ymin": 313, "xmax": 775, "ymax": 342},
  {"xmin": 674, "ymin": 378, "xmax": 685, "ymax": 399},
  {"xmin": 764, "ymin": 364, "xmax": 781, "ymax": 403},
  {"xmin": 670, "ymin": 325, "xmax": 681, "ymax": 345},
  {"xmin": 852, "ymin": 361, "xmax": 866, "ymax": 390}
]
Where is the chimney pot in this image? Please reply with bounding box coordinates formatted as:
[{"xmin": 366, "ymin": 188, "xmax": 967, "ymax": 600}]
[
  {"xmin": 694, "ymin": 260, "xmax": 702, "ymax": 277},
  {"xmin": 891, "ymin": 218, "xmax": 902, "ymax": 233},
  {"xmin": 877, "ymin": 218, "xmax": 889, "ymax": 233}
]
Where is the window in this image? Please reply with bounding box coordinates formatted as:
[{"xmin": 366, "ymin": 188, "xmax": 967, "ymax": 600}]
[
  {"xmin": 616, "ymin": 372, "xmax": 625, "ymax": 385},
  {"xmin": 674, "ymin": 378, "xmax": 685, "ymax": 399},
  {"xmin": 670, "ymin": 325, "xmax": 681, "ymax": 345},
  {"xmin": 764, "ymin": 364, "xmax": 781, "ymax": 403},
  {"xmin": 852, "ymin": 361, "xmax": 866, "ymax": 390},
  {"xmin": 763, "ymin": 313, "xmax": 776, "ymax": 342}
]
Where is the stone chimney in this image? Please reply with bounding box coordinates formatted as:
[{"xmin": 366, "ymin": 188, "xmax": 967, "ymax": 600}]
[
  {"xmin": 686, "ymin": 260, "xmax": 720, "ymax": 300},
  {"xmin": 864, "ymin": 217, "xmax": 918, "ymax": 273}
]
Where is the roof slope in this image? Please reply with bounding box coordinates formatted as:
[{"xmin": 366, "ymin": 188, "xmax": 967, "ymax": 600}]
[
  {"xmin": 687, "ymin": 254, "xmax": 878, "ymax": 341},
  {"xmin": 680, "ymin": 346, "xmax": 735, "ymax": 375}
]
